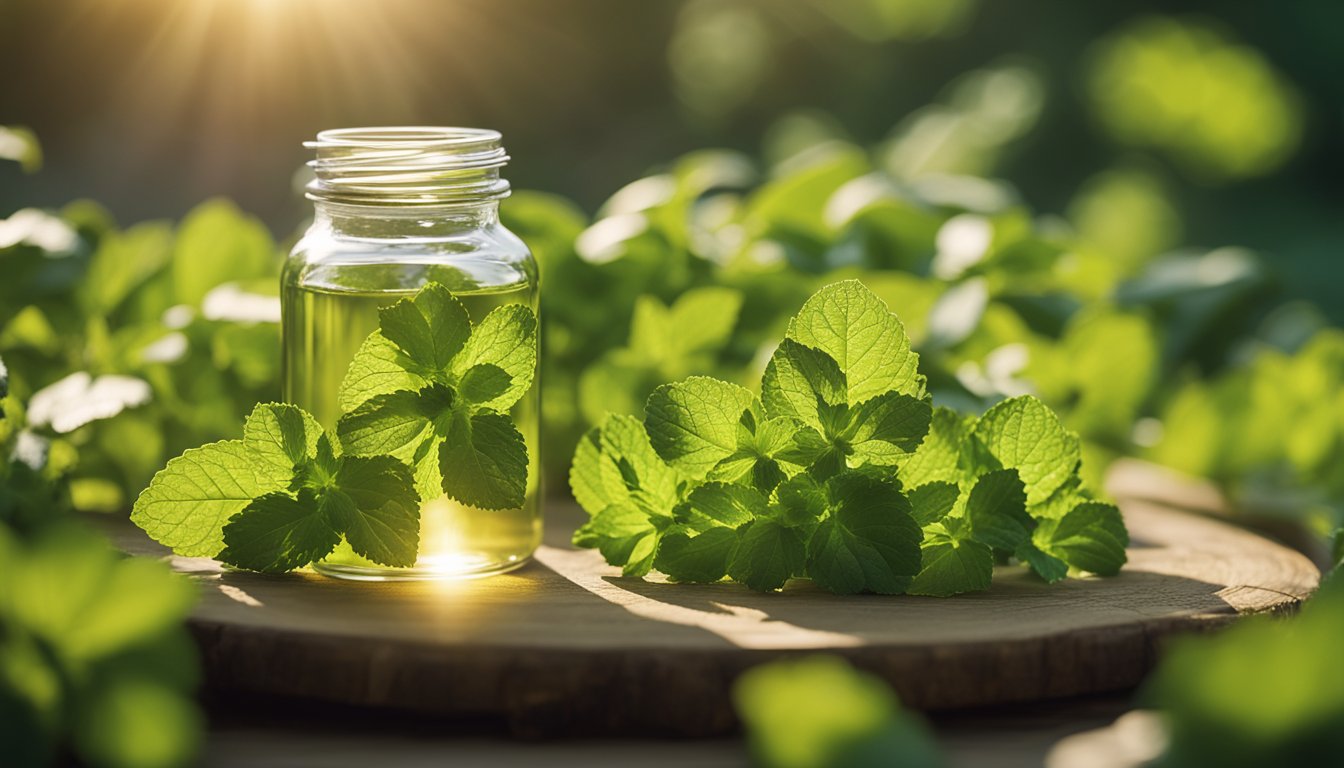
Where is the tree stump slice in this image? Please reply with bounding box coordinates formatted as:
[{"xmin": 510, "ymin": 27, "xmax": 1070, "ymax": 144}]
[{"xmin": 104, "ymin": 470, "xmax": 1318, "ymax": 738}]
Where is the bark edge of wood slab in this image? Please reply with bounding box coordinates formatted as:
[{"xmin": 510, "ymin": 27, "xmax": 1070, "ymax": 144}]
[{"xmin": 103, "ymin": 481, "xmax": 1318, "ymax": 738}]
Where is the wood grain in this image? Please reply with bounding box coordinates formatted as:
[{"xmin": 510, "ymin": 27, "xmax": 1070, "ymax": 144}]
[{"xmin": 102, "ymin": 474, "xmax": 1318, "ymax": 738}]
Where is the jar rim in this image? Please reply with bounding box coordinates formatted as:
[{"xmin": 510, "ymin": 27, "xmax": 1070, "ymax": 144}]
[
  {"xmin": 304, "ymin": 126, "xmax": 510, "ymax": 205},
  {"xmin": 305, "ymin": 126, "xmax": 503, "ymax": 149}
]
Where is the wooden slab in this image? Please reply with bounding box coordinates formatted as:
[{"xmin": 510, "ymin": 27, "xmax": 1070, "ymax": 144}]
[{"xmin": 103, "ymin": 486, "xmax": 1317, "ymax": 738}]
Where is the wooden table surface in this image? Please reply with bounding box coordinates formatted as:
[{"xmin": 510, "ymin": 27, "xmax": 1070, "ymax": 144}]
[{"xmin": 99, "ymin": 460, "xmax": 1319, "ymax": 764}]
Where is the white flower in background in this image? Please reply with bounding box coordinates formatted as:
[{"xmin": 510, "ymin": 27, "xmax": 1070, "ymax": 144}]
[
  {"xmin": 576, "ymin": 214, "xmax": 648, "ymax": 265},
  {"xmin": 139, "ymin": 332, "xmax": 190, "ymax": 365},
  {"xmin": 27, "ymin": 372, "xmax": 152, "ymax": 434},
  {"xmin": 600, "ymin": 175, "xmax": 675, "ymax": 216},
  {"xmin": 202, "ymin": 283, "xmax": 281, "ymax": 323},
  {"xmin": 925, "ymin": 277, "xmax": 988, "ymax": 350},
  {"xmin": 931, "ymin": 213, "xmax": 992, "ymax": 279},
  {"xmin": 957, "ymin": 343, "xmax": 1033, "ymax": 399},
  {"xmin": 161, "ymin": 305, "xmax": 195, "ymax": 330},
  {"xmin": 0, "ymin": 208, "xmax": 78, "ymax": 253}
]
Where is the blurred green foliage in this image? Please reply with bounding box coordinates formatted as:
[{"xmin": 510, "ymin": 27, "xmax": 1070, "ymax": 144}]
[
  {"xmin": 507, "ymin": 117, "xmax": 1296, "ymax": 515},
  {"xmin": 1, "ymin": 346, "xmax": 201, "ymax": 767},
  {"xmin": 1147, "ymin": 323, "xmax": 1344, "ymax": 538},
  {"xmin": 0, "ymin": 163, "xmax": 283, "ymax": 512},
  {"xmin": 1142, "ymin": 579, "xmax": 1344, "ymax": 766},
  {"xmin": 0, "ymin": 522, "xmax": 201, "ymax": 768},
  {"xmin": 1086, "ymin": 17, "xmax": 1303, "ymax": 182},
  {"xmin": 734, "ymin": 655, "xmax": 942, "ymax": 768}
]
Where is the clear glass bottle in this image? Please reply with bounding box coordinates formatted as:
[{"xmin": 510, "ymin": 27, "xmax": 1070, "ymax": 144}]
[{"xmin": 282, "ymin": 127, "xmax": 540, "ymax": 580}]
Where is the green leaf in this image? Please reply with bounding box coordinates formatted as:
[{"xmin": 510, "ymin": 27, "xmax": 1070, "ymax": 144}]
[
  {"xmin": 1139, "ymin": 580, "xmax": 1344, "ymax": 767},
  {"xmin": 377, "ymin": 284, "xmax": 472, "ymax": 374},
  {"xmin": 807, "ymin": 473, "xmax": 923, "ymax": 595},
  {"xmin": 973, "ymin": 396, "xmax": 1080, "ymax": 505},
  {"xmin": 666, "ymin": 286, "xmax": 743, "ymax": 357},
  {"xmin": 729, "ymin": 518, "xmax": 806, "ymax": 592},
  {"xmin": 242, "ymin": 403, "xmax": 324, "ymax": 477},
  {"xmin": 906, "ymin": 482, "xmax": 960, "ymax": 527},
  {"xmin": 336, "ymin": 387, "xmax": 446, "ymax": 462},
  {"xmin": 171, "ymin": 199, "xmax": 276, "ymax": 306},
  {"xmin": 1034, "ymin": 501, "xmax": 1128, "ymax": 576},
  {"xmin": 456, "ymin": 364, "xmax": 513, "ymax": 407},
  {"xmin": 337, "ymin": 332, "xmax": 429, "ymax": 413},
  {"xmin": 53, "ymin": 553, "xmax": 198, "ymax": 663},
  {"xmin": 570, "ymin": 426, "xmax": 611, "ymax": 516},
  {"xmin": 336, "ymin": 455, "xmax": 421, "ymax": 568},
  {"xmin": 1016, "ymin": 542, "xmax": 1068, "ymax": 583},
  {"xmin": 627, "ymin": 295, "xmax": 674, "ymax": 363},
  {"xmin": 734, "ymin": 655, "xmax": 943, "ymax": 768},
  {"xmin": 645, "ymin": 377, "xmax": 755, "ymax": 477},
  {"xmin": 218, "ymin": 491, "xmax": 341, "ymax": 573},
  {"xmin": 845, "ymin": 392, "xmax": 932, "ymax": 465},
  {"xmin": 678, "ymin": 481, "xmax": 765, "ymax": 533},
  {"xmin": 907, "ymin": 524, "xmax": 993, "ymax": 597},
  {"xmin": 761, "ymin": 339, "xmax": 846, "ymax": 429},
  {"xmin": 590, "ymin": 502, "xmax": 663, "ymax": 577},
  {"xmin": 131, "ymin": 440, "xmax": 289, "ymax": 557},
  {"xmin": 708, "ymin": 414, "xmax": 804, "ymax": 493},
  {"xmin": 1029, "ymin": 475, "xmax": 1088, "ymax": 520},
  {"xmin": 598, "ymin": 413, "xmax": 682, "ymax": 514},
  {"xmin": 80, "ymin": 223, "xmax": 173, "ymax": 315},
  {"xmin": 964, "ymin": 468, "xmax": 1032, "ymax": 552},
  {"xmin": 656, "ymin": 526, "xmax": 739, "ymax": 583},
  {"xmin": 451, "ymin": 303, "xmax": 538, "ymax": 410},
  {"xmin": 785, "ymin": 280, "xmax": 923, "ymax": 402},
  {"xmin": 439, "ymin": 410, "xmax": 528, "ymax": 510},
  {"xmin": 772, "ymin": 473, "xmax": 829, "ymax": 529},
  {"xmin": 897, "ymin": 407, "xmax": 976, "ymax": 488},
  {"xmin": 72, "ymin": 676, "xmax": 201, "ymax": 768}
]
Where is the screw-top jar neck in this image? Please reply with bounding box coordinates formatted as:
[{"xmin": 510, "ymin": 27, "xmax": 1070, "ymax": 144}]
[{"xmin": 305, "ymin": 126, "xmax": 510, "ymax": 207}]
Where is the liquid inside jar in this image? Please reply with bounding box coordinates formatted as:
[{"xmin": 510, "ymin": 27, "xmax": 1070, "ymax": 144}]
[{"xmin": 282, "ymin": 259, "xmax": 540, "ymax": 580}]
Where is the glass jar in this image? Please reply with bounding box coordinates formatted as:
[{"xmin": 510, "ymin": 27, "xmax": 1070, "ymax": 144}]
[{"xmin": 282, "ymin": 127, "xmax": 540, "ymax": 580}]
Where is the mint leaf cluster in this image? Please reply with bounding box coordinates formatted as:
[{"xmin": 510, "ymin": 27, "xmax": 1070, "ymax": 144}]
[
  {"xmin": 336, "ymin": 284, "xmax": 537, "ymax": 510},
  {"xmin": 570, "ymin": 280, "xmax": 1127, "ymax": 594},
  {"xmin": 131, "ymin": 282, "xmax": 537, "ymax": 572},
  {"xmin": 132, "ymin": 403, "xmax": 420, "ymax": 572}
]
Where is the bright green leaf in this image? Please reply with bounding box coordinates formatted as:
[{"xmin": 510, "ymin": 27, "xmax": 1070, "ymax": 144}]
[
  {"xmin": 336, "ymin": 455, "xmax": 421, "ymax": 567},
  {"xmin": 907, "ymin": 524, "xmax": 993, "ymax": 597},
  {"xmin": 451, "ymin": 303, "xmax": 538, "ymax": 410},
  {"xmin": 377, "ymin": 284, "xmax": 472, "ymax": 374},
  {"xmin": 974, "ymin": 396, "xmax": 1080, "ymax": 505},
  {"xmin": 337, "ymin": 332, "xmax": 429, "ymax": 413},
  {"xmin": 439, "ymin": 410, "xmax": 528, "ymax": 510},
  {"xmin": 131, "ymin": 440, "xmax": 289, "ymax": 557},
  {"xmin": 786, "ymin": 280, "xmax": 923, "ymax": 402},
  {"xmin": 645, "ymin": 377, "xmax": 754, "ymax": 477},
  {"xmin": 1034, "ymin": 501, "xmax": 1128, "ymax": 576}
]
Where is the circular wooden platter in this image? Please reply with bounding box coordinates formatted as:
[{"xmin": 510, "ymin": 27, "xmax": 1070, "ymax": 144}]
[{"xmin": 105, "ymin": 464, "xmax": 1317, "ymax": 738}]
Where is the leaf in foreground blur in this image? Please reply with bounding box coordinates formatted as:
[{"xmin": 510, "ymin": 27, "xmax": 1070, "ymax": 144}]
[
  {"xmin": 734, "ymin": 655, "xmax": 943, "ymax": 768},
  {"xmin": 1142, "ymin": 581, "xmax": 1344, "ymax": 767},
  {"xmin": 0, "ymin": 523, "xmax": 201, "ymax": 768}
]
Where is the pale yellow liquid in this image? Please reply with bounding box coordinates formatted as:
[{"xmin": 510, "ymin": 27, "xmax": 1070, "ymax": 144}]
[{"xmin": 282, "ymin": 270, "xmax": 540, "ymax": 580}]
